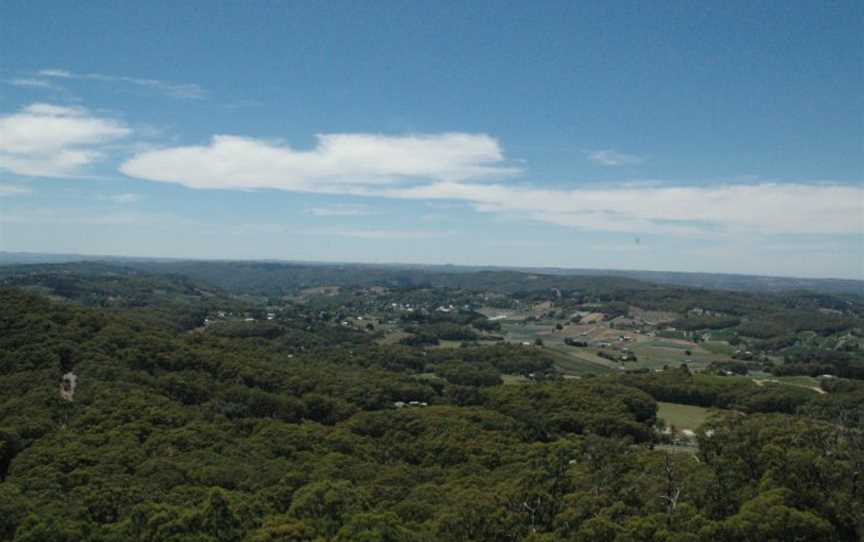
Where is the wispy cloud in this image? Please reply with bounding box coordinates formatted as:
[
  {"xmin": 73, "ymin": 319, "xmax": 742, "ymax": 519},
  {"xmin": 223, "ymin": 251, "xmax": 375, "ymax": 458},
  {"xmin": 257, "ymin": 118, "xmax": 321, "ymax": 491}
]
[
  {"xmin": 306, "ymin": 203, "xmax": 375, "ymax": 217},
  {"xmin": 586, "ymin": 149, "xmax": 644, "ymax": 166},
  {"xmin": 0, "ymin": 103, "xmax": 130, "ymax": 177},
  {"xmin": 10, "ymin": 78, "xmax": 58, "ymax": 90},
  {"xmin": 38, "ymin": 69, "xmax": 72, "ymax": 78},
  {"xmin": 38, "ymin": 68, "xmax": 205, "ymax": 99}
]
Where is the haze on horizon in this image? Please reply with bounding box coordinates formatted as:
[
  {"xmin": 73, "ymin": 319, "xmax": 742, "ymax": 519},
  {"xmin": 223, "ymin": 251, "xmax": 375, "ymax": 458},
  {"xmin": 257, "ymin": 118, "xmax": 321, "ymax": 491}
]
[{"xmin": 1, "ymin": 1, "xmax": 862, "ymax": 279}]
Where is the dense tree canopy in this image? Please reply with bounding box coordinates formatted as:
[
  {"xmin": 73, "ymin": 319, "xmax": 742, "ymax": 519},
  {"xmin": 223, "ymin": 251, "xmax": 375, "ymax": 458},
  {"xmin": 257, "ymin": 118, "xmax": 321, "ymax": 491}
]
[{"xmin": 1, "ymin": 262, "xmax": 862, "ymax": 541}]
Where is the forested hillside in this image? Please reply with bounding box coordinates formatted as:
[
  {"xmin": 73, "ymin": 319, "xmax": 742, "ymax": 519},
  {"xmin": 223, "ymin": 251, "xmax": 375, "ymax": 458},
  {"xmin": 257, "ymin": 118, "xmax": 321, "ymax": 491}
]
[{"xmin": 1, "ymin": 265, "xmax": 863, "ymax": 540}]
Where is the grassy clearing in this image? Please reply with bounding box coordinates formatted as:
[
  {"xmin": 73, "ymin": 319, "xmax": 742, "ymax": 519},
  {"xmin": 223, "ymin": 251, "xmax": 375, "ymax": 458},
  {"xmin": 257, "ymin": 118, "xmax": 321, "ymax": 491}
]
[
  {"xmin": 501, "ymin": 374, "xmax": 532, "ymax": 385},
  {"xmin": 377, "ymin": 329, "xmax": 410, "ymax": 345},
  {"xmin": 656, "ymin": 402, "xmax": 713, "ymax": 431},
  {"xmin": 774, "ymin": 375, "xmax": 826, "ymax": 394}
]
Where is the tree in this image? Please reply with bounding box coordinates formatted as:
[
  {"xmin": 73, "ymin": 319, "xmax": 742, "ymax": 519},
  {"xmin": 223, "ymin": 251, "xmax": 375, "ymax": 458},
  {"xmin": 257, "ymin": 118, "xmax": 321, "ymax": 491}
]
[{"xmin": 199, "ymin": 490, "xmax": 244, "ymax": 542}]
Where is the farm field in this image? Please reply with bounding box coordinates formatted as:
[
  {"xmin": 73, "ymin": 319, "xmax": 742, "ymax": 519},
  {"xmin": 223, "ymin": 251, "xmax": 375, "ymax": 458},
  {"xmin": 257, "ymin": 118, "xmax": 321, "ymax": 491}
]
[
  {"xmin": 500, "ymin": 316, "xmax": 737, "ymax": 374},
  {"xmin": 501, "ymin": 321, "xmax": 620, "ymax": 375},
  {"xmin": 627, "ymin": 341, "xmax": 730, "ymax": 369},
  {"xmin": 542, "ymin": 345, "xmax": 617, "ymax": 375}
]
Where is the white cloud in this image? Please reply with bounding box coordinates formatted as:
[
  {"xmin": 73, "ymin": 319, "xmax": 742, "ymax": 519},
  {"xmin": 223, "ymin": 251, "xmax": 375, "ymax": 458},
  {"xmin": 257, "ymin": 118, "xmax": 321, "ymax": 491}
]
[
  {"xmin": 38, "ymin": 69, "xmax": 72, "ymax": 78},
  {"xmin": 120, "ymin": 133, "xmax": 518, "ymax": 190},
  {"xmin": 0, "ymin": 103, "xmax": 130, "ymax": 177},
  {"xmin": 118, "ymin": 129, "xmax": 862, "ymax": 237},
  {"xmin": 587, "ymin": 149, "xmax": 644, "ymax": 166},
  {"xmin": 306, "ymin": 203, "xmax": 375, "ymax": 217},
  {"xmin": 38, "ymin": 68, "xmax": 204, "ymax": 99}
]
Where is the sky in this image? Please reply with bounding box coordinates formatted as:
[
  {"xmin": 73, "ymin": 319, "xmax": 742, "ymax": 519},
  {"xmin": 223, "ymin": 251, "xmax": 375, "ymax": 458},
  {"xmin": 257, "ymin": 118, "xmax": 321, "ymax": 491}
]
[{"xmin": 0, "ymin": 1, "xmax": 862, "ymax": 279}]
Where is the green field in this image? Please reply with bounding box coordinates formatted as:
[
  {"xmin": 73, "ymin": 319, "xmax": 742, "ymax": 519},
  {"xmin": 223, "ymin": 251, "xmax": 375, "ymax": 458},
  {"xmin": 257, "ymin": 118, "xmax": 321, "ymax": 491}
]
[
  {"xmin": 628, "ymin": 341, "xmax": 732, "ymax": 369},
  {"xmin": 502, "ymin": 321, "xmax": 554, "ymax": 343},
  {"xmin": 701, "ymin": 341, "xmax": 736, "ymax": 356},
  {"xmin": 656, "ymin": 402, "xmax": 713, "ymax": 431},
  {"xmin": 776, "ymin": 375, "xmax": 820, "ymax": 387},
  {"xmin": 542, "ymin": 345, "xmax": 617, "ymax": 375},
  {"xmin": 649, "ymin": 340, "xmax": 691, "ymax": 349}
]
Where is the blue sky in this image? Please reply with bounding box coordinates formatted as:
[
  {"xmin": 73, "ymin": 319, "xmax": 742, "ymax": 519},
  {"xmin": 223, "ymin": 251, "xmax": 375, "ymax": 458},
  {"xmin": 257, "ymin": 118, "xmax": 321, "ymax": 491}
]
[{"xmin": 1, "ymin": 1, "xmax": 862, "ymax": 278}]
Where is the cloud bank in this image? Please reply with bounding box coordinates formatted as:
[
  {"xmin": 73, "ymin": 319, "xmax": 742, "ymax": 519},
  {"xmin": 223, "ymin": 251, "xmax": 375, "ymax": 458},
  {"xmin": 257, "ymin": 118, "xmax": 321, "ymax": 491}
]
[{"xmin": 0, "ymin": 103, "xmax": 130, "ymax": 177}]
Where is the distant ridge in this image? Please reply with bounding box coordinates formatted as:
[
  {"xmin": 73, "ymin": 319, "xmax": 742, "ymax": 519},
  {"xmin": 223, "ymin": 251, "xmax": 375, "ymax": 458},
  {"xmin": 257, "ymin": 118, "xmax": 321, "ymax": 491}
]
[{"xmin": 1, "ymin": 251, "xmax": 861, "ymax": 295}]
